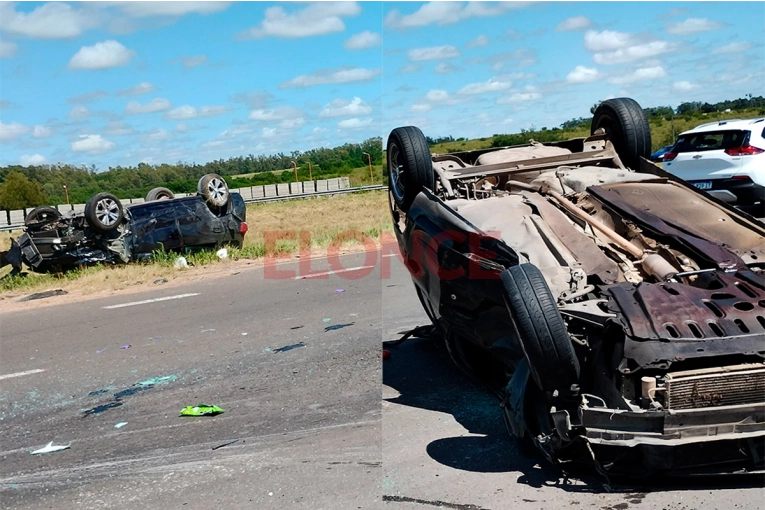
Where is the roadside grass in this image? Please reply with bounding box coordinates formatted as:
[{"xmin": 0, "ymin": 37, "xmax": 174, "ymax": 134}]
[{"xmin": 0, "ymin": 190, "xmax": 391, "ymax": 297}]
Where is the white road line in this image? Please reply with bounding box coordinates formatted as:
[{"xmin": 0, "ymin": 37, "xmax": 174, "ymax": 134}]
[
  {"xmin": 0, "ymin": 369, "xmax": 45, "ymax": 381},
  {"xmin": 294, "ymin": 265, "xmax": 376, "ymax": 280},
  {"xmin": 103, "ymin": 293, "xmax": 200, "ymax": 309}
]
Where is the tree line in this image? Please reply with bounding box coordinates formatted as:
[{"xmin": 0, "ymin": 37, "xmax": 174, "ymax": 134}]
[{"xmin": 0, "ymin": 138, "xmax": 382, "ymax": 209}]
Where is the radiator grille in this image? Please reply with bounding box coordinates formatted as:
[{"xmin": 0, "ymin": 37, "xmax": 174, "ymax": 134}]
[{"xmin": 666, "ymin": 364, "xmax": 765, "ymax": 410}]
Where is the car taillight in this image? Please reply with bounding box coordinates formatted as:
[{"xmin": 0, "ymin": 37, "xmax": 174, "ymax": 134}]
[
  {"xmin": 663, "ymin": 151, "xmax": 678, "ymax": 162},
  {"xmin": 725, "ymin": 144, "xmax": 764, "ymax": 156},
  {"xmin": 239, "ymin": 222, "xmax": 248, "ymax": 234}
]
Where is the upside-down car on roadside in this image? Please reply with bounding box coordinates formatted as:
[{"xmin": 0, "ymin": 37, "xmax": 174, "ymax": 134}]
[
  {"xmin": 387, "ymin": 98, "xmax": 765, "ymax": 477},
  {"xmin": 1, "ymin": 173, "xmax": 247, "ymax": 273}
]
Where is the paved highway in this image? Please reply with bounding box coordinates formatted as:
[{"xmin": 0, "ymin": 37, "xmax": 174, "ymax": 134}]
[{"xmin": 0, "ymin": 252, "xmax": 381, "ymax": 510}]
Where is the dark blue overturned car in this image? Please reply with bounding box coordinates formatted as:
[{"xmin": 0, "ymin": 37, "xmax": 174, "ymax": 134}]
[{"xmin": 2, "ymin": 173, "xmax": 247, "ymax": 273}]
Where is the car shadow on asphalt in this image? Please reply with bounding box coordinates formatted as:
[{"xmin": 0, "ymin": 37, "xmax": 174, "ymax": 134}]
[{"xmin": 382, "ymin": 329, "xmax": 765, "ymax": 494}]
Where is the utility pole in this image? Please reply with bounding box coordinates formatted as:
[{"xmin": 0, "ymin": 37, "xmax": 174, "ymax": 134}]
[
  {"xmin": 63, "ymin": 185, "xmax": 70, "ymax": 204},
  {"xmin": 363, "ymin": 152, "xmax": 373, "ymax": 182},
  {"xmin": 308, "ymin": 161, "xmax": 313, "ymax": 181},
  {"xmin": 291, "ymin": 161, "xmax": 298, "ymax": 182}
]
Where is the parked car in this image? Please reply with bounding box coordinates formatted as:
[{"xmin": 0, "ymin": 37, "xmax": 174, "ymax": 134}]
[
  {"xmin": 663, "ymin": 118, "xmax": 765, "ymax": 216},
  {"xmin": 387, "ymin": 98, "xmax": 765, "ymax": 477},
  {"xmin": 649, "ymin": 144, "xmax": 673, "ymax": 162},
  {"xmin": 1, "ymin": 174, "xmax": 247, "ymax": 273}
]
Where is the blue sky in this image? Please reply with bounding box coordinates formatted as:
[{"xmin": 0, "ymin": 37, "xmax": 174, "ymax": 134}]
[{"xmin": 1, "ymin": 2, "xmax": 763, "ymax": 170}]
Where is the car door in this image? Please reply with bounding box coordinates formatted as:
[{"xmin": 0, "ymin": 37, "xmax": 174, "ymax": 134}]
[
  {"xmin": 664, "ymin": 130, "xmax": 746, "ymax": 182},
  {"xmin": 129, "ymin": 202, "xmax": 183, "ymax": 255}
]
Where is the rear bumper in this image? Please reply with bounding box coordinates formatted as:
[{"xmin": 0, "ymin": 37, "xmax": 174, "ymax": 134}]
[{"xmin": 689, "ymin": 177, "xmax": 765, "ymax": 208}]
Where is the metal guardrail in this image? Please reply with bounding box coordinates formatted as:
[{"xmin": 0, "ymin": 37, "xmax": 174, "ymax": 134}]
[{"xmin": 0, "ymin": 185, "xmax": 387, "ymax": 232}]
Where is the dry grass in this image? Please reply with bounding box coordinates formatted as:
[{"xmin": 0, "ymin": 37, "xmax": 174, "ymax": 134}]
[{"xmin": 0, "ymin": 190, "xmax": 391, "ymax": 298}]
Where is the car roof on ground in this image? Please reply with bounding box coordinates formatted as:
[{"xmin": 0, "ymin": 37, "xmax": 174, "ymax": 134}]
[{"xmin": 679, "ymin": 117, "xmax": 765, "ymax": 135}]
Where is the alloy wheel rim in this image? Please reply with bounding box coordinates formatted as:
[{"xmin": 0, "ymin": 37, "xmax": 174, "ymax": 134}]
[
  {"xmin": 389, "ymin": 143, "xmax": 405, "ymax": 203},
  {"xmin": 95, "ymin": 198, "xmax": 119, "ymax": 226},
  {"xmin": 207, "ymin": 178, "xmax": 228, "ymax": 202}
]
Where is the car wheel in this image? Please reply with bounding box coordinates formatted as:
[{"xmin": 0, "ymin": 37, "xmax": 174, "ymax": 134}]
[
  {"xmin": 197, "ymin": 173, "xmax": 229, "ymax": 207},
  {"xmin": 591, "ymin": 98, "xmax": 651, "ymax": 170},
  {"xmin": 84, "ymin": 193, "xmax": 124, "ymax": 233},
  {"xmin": 24, "ymin": 206, "xmax": 62, "ymax": 226},
  {"xmin": 387, "ymin": 126, "xmax": 434, "ymax": 213},
  {"xmin": 500, "ymin": 264, "xmax": 580, "ymax": 394},
  {"xmin": 146, "ymin": 187, "xmax": 175, "ymax": 201}
]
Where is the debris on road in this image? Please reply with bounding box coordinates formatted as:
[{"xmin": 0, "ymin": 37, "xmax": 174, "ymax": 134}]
[
  {"xmin": 96, "ymin": 349, "xmax": 106, "ymax": 354},
  {"xmin": 114, "ymin": 422, "xmax": 128, "ymax": 429},
  {"xmin": 30, "ymin": 442, "xmax": 71, "ymax": 455},
  {"xmin": 120, "ymin": 344, "xmax": 131, "ymax": 349},
  {"xmin": 241, "ymin": 332, "xmax": 248, "ymax": 336},
  {"xmin": 83, "ymin": 402, "xmax": 123, "ymax": 416},
  {"xmin": 322, "ymin": 318, "xmax": 331, "ymax": 323},
  {"xmin": 216, "ymin": 248, "xmax": 228, "ymax": 259},
  {"xmin": 136, "ymin": 375, "xmax": 177, "ymax": 386},
  {"xmin": 201, "ymin": 329, "xmax": 216, "ymax": 333},
  {"xmin": 114, "ymin": 386, "xmax": 152, "ymax": 399},
  {"xmin": 87, "ymin": 387, "xmax": 115, "ymax": 397},
  {"xmin": 18, "ymin": 289, "xmax": 68, "ymax": 302},
  {"xmin": 290, "ymin": 325, "xmax": 304, "ymax": 330},
  {"xmin": 335, "ymin": 289, "xmax": 345, "ymax": 293},
  {"xmin": 273, "ymin": 342, "xmax": 306, "ymax": 353},
  {"xmin": 180, "ymin": 404, "xmax": 224, "ymax": 416},
  {"xmin": 211, "ymin": 439, "xmax": 239, "ymax": 450},
  {"xmin": 153, "ymin": 278, "xmax": 168, "ymax": 285},
  {"xmin": 174, "ymin": 256, "xmax": 189, "ymax": 269},
  {"xmin": 325, "ymin": 322, "xmax": 354, "ymax": 332}
]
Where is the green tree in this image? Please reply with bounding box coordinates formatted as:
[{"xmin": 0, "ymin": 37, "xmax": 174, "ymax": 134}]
[{"xmin": 0, "ymin": 171, "xmax": 48, "ymax": 209}]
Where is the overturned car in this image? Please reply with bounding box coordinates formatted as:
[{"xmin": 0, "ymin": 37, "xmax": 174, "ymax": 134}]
[
  {"xmin": 387, "ymin": 98, "xmax": 765, "ymax": 477},
  {"xmin": 2, "ymin": 173, "xmax": 247, "ymax": 273}
]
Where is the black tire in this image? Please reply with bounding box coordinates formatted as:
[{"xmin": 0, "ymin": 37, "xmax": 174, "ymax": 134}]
[
  {"xmin": 25, "ymin": 206, "xmax": 62, "ymax": 226},
  {"xmin": 500, "ymin": 264, "xmax": 579, "ymax": 394},
  {"xmin": 197, "ymin": 173, "xmax": 229, "ymax": 207},
  {"xmin": 387, "ymin": 126, "xmax": 434, "ymax": 212},
  {"xmin": 591, "ymin": 98, "xmax": 651, "ymax": 170},
  {"xmin": 146, "ymin": 187, "xmax": 175, "ymax": 201},
  {"xmin": 84, "ymin": 193, "xmax": 124, "ymax": 233}
]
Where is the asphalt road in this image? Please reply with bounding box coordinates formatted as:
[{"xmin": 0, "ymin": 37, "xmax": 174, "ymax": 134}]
[
  {"xmin": 0, "ymin": 252, "xmax": 382, "ymax": 510},
  {"xmin": 381, "ymin": 261, "xmax": 765, "ymax": 510}
]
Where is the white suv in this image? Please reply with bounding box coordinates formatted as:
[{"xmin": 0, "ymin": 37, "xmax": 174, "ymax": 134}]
[{"xmin": 663, "ymin": 117, "xmax": 765, "ymax": 215}]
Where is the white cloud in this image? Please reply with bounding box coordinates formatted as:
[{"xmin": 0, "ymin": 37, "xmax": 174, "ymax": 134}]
[
  {"xmin": 593, "ymin": 41, "xmax": 675, "ymax": 65},
  {"xmin": 242, "ymin": 2, "xmax": 360, "ymax": 39},
  {"xmin": 673, "ymin": 80, "xmax": 698, "ymax": 91},
  {"xmin": 666, "ymin": 18, "xmax": 724, "ymax": 35},
  {"xmin": 71, "ymin": 134, "xmax": 115, "ymax": 154},
  {"xmin": 319, "ymin": 97, "xmax": 373, "ymax": 118},
  {"xmin": 280, "ymin": 67, "xmax": 380, "ymax": 88},
  {"xmin": 584, "ymin": 30, "xmax": 635, "ymax": 51},
  {"xmin": 399, "ymin": 64, "xmax": 421, "ymax": 74},
  {"xmin": 165, "ymin": 105, "xmax": 228, "ymax": 120},
  {"xmin": 435, "ymin": 62, "xmax": 459, "ymax": 74},
  {"xmin": 20, "ymin": 154, "xmax": 46, "ymax": 166},
  {"xmin": 486, "ymin": 49, "xmax": 537, "ymax": 71},
  {"xmin": 713, "ymin": 41, "xmax": 752, "ymax": 54},
  {"xmin": 68, "ymin": 40, "xmax": 135, "ymax": 70},
  {"xmin": 566, "ymin": 65, "xmax": 600, "ymax": 84},
  {"xmin": 609, "ymin": 66, "xmax": 667, "ymax": 84},
  {"xmin": 344, "ymin": 31, "xmax": 381, "ymax": 50},
  {"xmin": 144, "ymin": 129, "xmax": 172, "ymax": 142},
  {"xmin": 497, "ymin": 86, "xmax": 541, "ymax": 104},
  {"xmin": 410, "ymin": 103, "xmax": 432, "ymax": 112},
  {"xmin": 556, "ymin": 16, "xmax": 591, "ymax": 32},
  {"xmin": 458, "ymin": 77, "xmax": 512, "ymax": 95},
  {"xmin": 338, "ymin": 117, "xmax": 373, "ymax": 129},
  {"xmin": 33, "ymin": 125, "xmax": 53, "ymax": 138},
  {"xmin": 104, "ymin": 121, "xmax": 136, "ymax": 136},
  {"xmin": 68, "ymin": 90, "xmax": 109, "ymax": 103},
  {"xmin": 248, "ymin": 106, "xmax": 303, "ymax": 121},
  {"xmin": 425, "ymin": 90, "xmax": 449, "ymax": 102},
  {"xmin": 0, "ymin": 40, "xmax": 17, "ymax": 58},
  {"xmin": 385, "ymin": 1, "xmax": 529, "ymax": 29},
  {"xmin": 180, "ymin": 55, "xmax": 207, "ymax": 68},
  {"xmin": 466, "ymin": 35, "xmax": 490, "ymax": 48},
  {"xmin": 0, "ymin": 2, "xmax": 91, "ymax": 39},
  {"xmin": 0, "ymin": 120, "xmax": 29, "ymax": 140},
  {"xmin": 116, "ymin": 82, "xmax": 157, "ymax": 96},
  {"xmin": 279, "ymin": 118, "xmax": 305, "ymax": 129},
  {"xmin": 116, "ymin": 2, "xmax": 231, "ymax": 17},
  {"xmin": 408, "ymin": 45, "xmax": 460, "ymax": 61},
  {"xmin": 262, "ymin": 127, "xmax": 277, "ymax": 138},
  {"xmin": 125, "ymin": 97, "xmax": 172, "ymax": 114},
  {"xmin": 69, "ymin": 105, "xmax": 90, "ymax": 118}
]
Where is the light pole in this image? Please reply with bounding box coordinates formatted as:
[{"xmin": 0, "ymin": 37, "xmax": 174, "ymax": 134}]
[
  {"xmin": 62, "ymin": 185, "xmax": 70, "ymax": 204},
  {"xmin": 291, "ymin": 160, "xmax": 298, "ymax": 182},
  {"xmin": 308, "ymin": 161, "xmax": 313, "ymax": 181},
  {"xmin": 363, "ymin": 152, "xmax": 373, "ymax": 182}
]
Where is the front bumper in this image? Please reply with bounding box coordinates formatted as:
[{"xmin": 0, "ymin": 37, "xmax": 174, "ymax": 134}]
[{"xmin": 577, "ymin": 401, "xmax": 765, "ymax": 476}]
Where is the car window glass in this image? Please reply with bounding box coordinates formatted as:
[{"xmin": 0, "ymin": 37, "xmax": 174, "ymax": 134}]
[{"xmin": 674, "ymin": 130, "xmax": 748, "ymax": 153}]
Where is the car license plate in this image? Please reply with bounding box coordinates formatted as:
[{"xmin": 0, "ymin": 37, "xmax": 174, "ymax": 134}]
[{"xmin": 692, "ymin": 181, "xmax": 713, "ymax": 190}]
